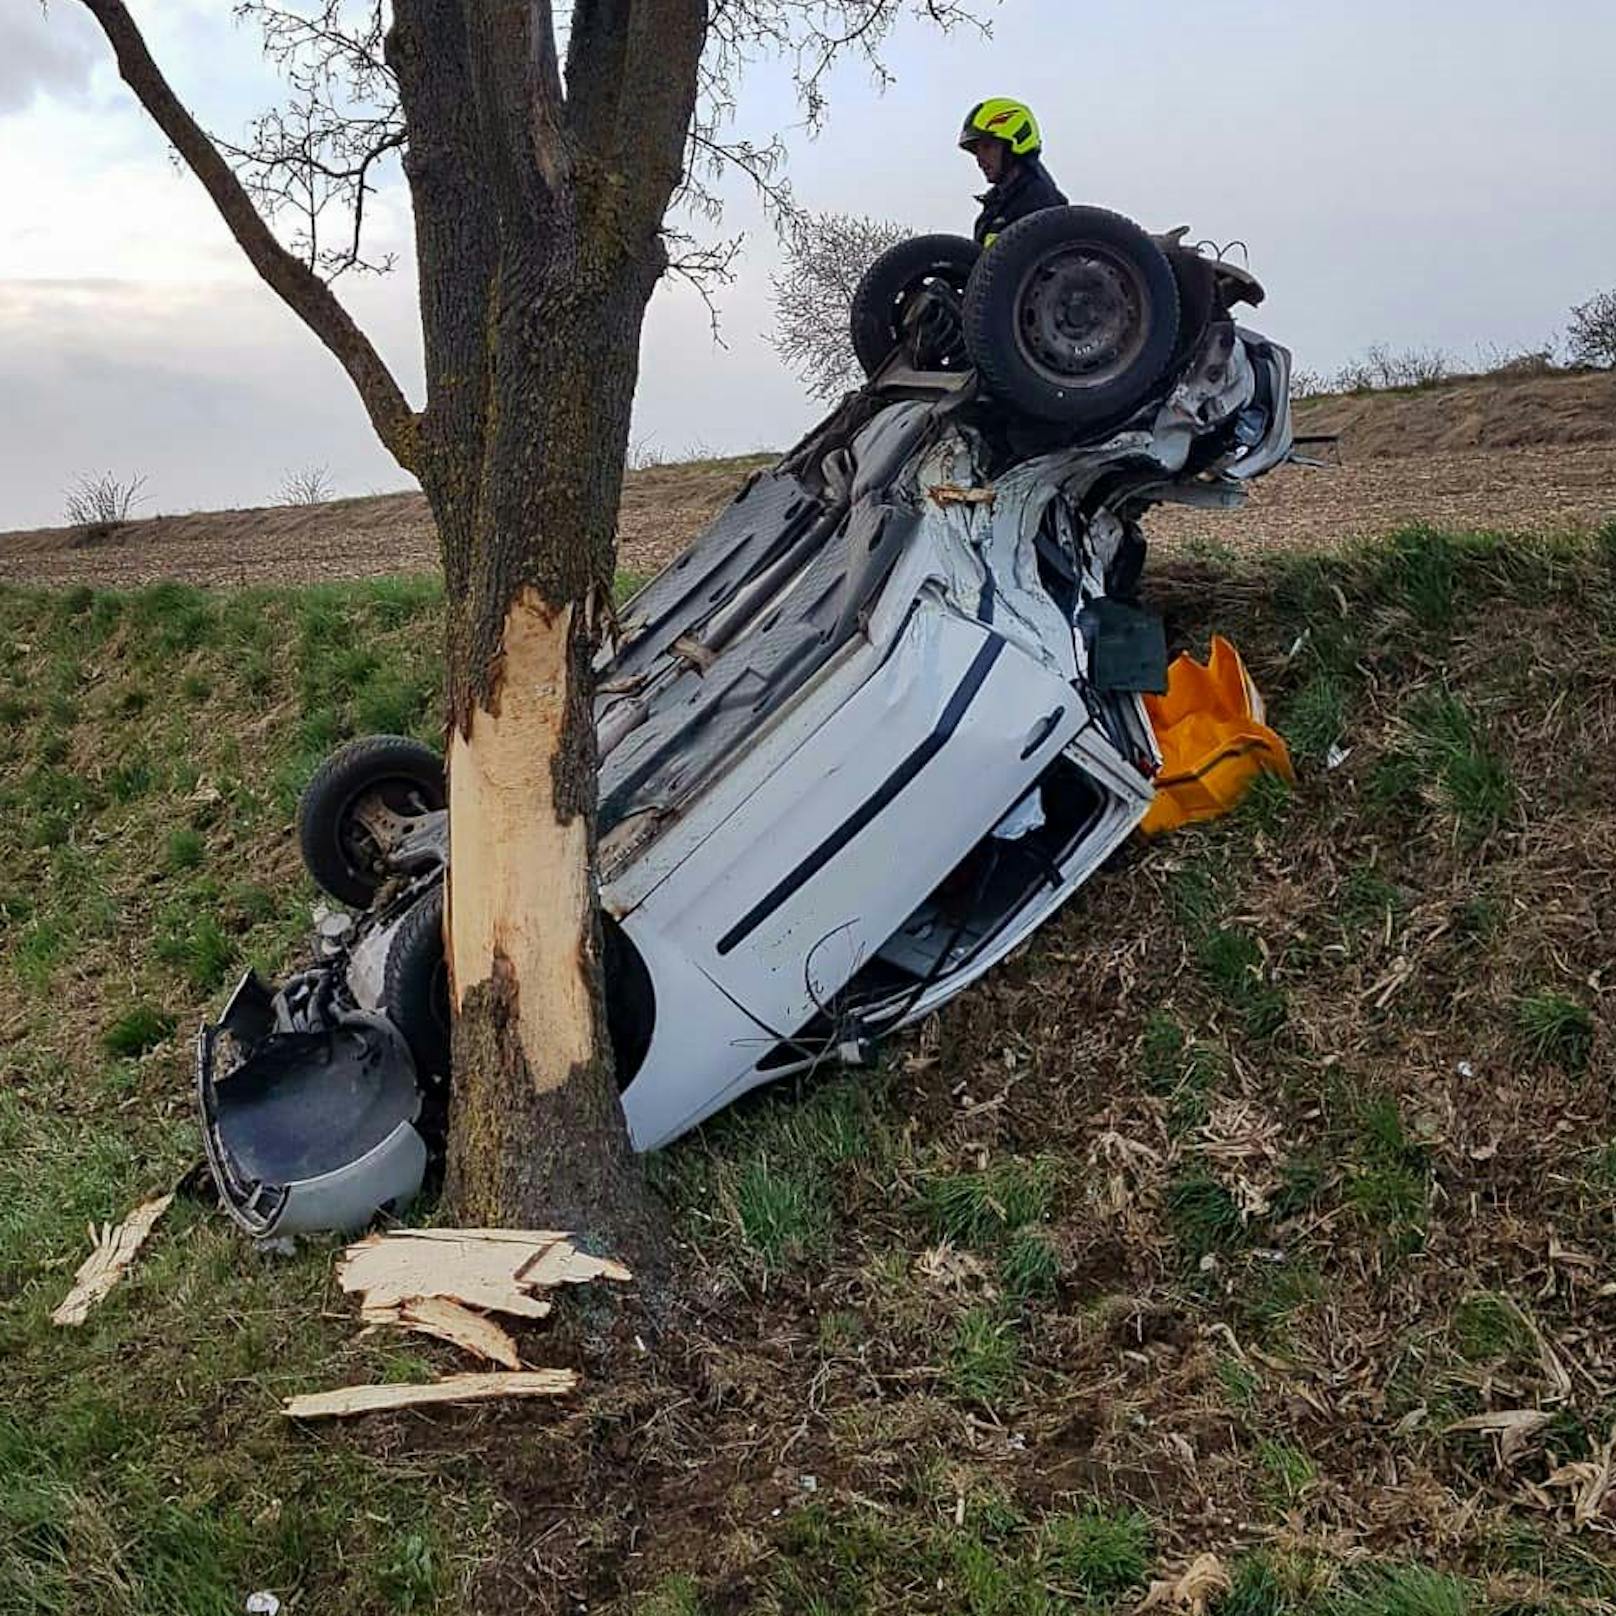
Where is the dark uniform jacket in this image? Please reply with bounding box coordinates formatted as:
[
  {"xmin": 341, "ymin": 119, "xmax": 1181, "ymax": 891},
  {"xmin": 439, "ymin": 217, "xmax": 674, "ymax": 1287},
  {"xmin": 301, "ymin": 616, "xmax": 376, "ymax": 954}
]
[{"xmin": 972, "ymin": 156, "xmax": 1068, "ymax": 246}]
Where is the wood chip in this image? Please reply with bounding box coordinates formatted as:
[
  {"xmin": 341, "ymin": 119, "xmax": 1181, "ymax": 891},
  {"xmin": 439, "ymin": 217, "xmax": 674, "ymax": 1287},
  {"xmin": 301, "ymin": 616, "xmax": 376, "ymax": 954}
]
[
  {"xmin": 50, "ymin": 1192, "xmax": 174, "ymax": 1327},
  {"xmin": 361, "ymin": 1295, "xmax": 523, "ymax": 1370},
  {"xmin": 928, "ymin": 483, "xmax": 996, "ymax": 508},
  {"xmin": 337, "ymin": 1228, "xmax": 631, "ymax": 1320},
  {"xmin": 283, "ymin": 1369, "xmax": 578, "ymax": 1421},
  {"xmin": 1138, "ymin": 1553, "xmax": 1232, "ymax": 1613}
]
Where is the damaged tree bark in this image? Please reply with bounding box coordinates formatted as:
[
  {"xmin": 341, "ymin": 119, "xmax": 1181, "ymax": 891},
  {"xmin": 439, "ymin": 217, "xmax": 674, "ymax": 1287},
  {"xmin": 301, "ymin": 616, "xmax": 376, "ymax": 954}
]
[{"xmin": 79, "ymin": 0, "xmax": 704, "ymax": 1256}]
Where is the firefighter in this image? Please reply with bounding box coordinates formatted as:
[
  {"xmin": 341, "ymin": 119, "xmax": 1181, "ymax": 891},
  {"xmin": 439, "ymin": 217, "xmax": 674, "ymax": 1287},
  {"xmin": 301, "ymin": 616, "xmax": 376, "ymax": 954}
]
[{"xmin": 959, "ymin": 97, "xmax": 1068, "ymax": 246}]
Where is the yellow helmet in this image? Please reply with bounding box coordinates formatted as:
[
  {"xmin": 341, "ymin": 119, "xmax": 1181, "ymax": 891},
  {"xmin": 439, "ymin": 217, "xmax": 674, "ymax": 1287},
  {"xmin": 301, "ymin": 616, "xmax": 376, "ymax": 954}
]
[{"xmin": 958, "ymin": 98, "xmax": 1042, "ymax": 158}]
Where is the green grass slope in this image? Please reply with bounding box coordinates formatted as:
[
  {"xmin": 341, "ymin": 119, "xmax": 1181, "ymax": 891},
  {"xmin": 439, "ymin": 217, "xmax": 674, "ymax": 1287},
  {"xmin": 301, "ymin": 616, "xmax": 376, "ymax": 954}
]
[{"xmin": 1, "ymin": 526, "xmax": 1614, "ymax": 1614}]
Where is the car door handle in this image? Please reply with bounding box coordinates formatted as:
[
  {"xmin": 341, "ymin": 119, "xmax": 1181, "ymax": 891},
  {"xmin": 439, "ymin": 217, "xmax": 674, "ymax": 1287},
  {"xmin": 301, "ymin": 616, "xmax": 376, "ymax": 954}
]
[{"xmin": 1020, "ymin": 706, "xmax": 1066, "ymax": 760}]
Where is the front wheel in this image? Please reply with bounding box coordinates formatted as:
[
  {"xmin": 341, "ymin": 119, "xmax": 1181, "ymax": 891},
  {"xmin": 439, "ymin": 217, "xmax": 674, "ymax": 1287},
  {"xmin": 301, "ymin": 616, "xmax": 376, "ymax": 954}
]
[
  {"xmin": 380, "ymin": 890, "xmax": 656, "ymax": 1098},
  {"xmin": 963, "ymin": 206, "xmax": 1181, "ymax": 427},
  {"xmin": 297, "ymin": 735, "xmax": 446, "ymax": 908},
  {"xmin": 383, "ymin": 885, "xmax": 451, "ymax": 1088}
]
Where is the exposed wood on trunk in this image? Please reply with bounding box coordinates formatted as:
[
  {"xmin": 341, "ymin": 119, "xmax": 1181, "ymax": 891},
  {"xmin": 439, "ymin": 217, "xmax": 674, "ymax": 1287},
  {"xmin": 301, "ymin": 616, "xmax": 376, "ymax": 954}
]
[
  {"xmin": 446, "ymin": 591, "xmax": 593, "ymax": 1093},
  {"xmin": 51, "ymin": 1192, "xmax": 174, "ymax": 1327},
  {"xmin": 76, "ymin": 0, "xmax": 420, "ymax": 472},
  {"xmin": 283, "ymin": 1369, "xmax": 577, "ymax": 1421}
]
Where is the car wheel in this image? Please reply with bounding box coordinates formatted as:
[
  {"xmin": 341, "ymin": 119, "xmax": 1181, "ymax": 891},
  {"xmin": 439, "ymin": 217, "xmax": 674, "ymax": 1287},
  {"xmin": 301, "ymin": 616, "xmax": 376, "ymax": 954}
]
[
  {"xmin": 963, "ymin": 206, "xmax": 1181, "ymax": 427},
  {"xmin": 383, "ymin": 884, "xmax": 452, "ymax": 1087},
  {"xmin": 850, "ymin": 233, "xmax": 981, "ymax": 377},
  {"xmin": 298, "ymin": 735, "xmax": 446, "ymax": 908},
  {"xmin": 381, "ymin": 886, "xmax": 655, "ymax": 1099}
]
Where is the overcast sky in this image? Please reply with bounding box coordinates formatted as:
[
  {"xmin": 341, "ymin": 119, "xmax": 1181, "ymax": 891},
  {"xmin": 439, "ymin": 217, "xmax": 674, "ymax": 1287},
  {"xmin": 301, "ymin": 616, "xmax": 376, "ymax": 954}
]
[{"xmin": 1, "ymin": 0, "xmax": 1612, "ymax": 530}]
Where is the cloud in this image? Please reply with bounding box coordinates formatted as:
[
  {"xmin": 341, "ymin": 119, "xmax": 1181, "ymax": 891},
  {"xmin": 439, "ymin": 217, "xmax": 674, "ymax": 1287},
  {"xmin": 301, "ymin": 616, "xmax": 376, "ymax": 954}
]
[{"xmin": 0, "ymin": 4, "xmax": 99, "ymax": 117}]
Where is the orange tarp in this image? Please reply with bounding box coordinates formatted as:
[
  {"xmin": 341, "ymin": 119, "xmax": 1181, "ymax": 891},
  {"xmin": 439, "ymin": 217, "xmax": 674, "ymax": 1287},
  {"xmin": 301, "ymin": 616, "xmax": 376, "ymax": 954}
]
[{"xmin": 1140, "ymin": 635, "xmax": 1293, "ymax": 836}]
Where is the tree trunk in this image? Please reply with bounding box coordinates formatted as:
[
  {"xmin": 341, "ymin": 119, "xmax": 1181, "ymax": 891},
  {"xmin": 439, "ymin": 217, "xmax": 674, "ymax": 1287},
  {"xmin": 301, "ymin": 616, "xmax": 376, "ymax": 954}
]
[
  {"xmin": 422, "ymin": 246, "xmax": 666, "ymax": 1255},
  {"xmin": 387, "ymin": 0, "xmax": 707, "ymax": 1254}
]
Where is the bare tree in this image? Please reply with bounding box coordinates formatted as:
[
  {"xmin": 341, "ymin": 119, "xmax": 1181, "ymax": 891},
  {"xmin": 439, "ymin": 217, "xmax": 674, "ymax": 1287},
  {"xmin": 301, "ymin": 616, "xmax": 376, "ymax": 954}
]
[
  {"xmin": 1568, "ymin": 289, "xmax": 1616, "ymax": 369},
  {"xmin": 276, "ymin": 464, "xmax": 336, "ymax": 505},
  {"xmin": 69, "ymin": 0, "xmax": 987, "ymax": 1250},
  {"xmin": 64, "ymin": 471, "xmax": 147, "ymax": 529},
  {"xmin": 771, "ymin": 210, "xmax": 909, "ymax": 399}
]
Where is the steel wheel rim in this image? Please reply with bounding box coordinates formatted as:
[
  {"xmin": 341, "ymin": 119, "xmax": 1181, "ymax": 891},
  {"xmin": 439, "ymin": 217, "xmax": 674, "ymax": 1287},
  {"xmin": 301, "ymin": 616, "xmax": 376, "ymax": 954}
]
[{"xmin": 1013, "ymin": 242, "xmax": 1151, "ymax": 389}]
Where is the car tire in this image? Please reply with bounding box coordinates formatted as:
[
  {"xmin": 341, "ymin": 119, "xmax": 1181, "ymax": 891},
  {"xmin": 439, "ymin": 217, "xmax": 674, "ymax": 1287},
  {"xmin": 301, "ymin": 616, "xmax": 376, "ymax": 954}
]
[
  {"xmin": 383, "ymin": 884, "xmax": 451, "ymax": 1087},
  {"xmin": 297, "ymin": 734, "xmax": 446, "ymax": 908},
  {"xmin": 380, "ymin": 886, "xmax": 655, "ymax": 1099},
  {"xmin": 850, "ymin": 233, "xmax": 981, "ymax": 377},
  {"xmin": 962, "ymin": 206, "xmax": 1181, "ymax": 427}
]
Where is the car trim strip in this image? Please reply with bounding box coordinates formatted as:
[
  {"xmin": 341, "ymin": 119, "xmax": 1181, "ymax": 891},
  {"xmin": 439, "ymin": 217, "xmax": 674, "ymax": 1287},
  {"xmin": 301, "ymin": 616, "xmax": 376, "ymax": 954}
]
[{"xmin": 715, "ymin": 636, "xmax": 1005, "ymax": 957}]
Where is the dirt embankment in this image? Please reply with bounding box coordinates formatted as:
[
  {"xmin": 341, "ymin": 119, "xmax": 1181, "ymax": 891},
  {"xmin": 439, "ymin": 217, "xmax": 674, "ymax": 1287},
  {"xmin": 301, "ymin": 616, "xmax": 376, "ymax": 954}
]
[{"xmin": 2, "ymin": 372, "xmax": 1612, "ymax": 590}]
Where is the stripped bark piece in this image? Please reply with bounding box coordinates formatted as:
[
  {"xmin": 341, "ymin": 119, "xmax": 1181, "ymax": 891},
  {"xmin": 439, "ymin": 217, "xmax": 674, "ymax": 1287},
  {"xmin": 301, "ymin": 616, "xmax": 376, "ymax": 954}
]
[
  {"xmin": 336, "ymin": 1228, "xmax": 629, "ymax": 1319},
  {"xmin": 50, "ymin": 1193, "xmax": 174, "ymax": 1327},
  {"xmin": 283, "ymin": 1369, "xmax": 577, "ymax": 1421},
  {"xmin": 361, "ymin": 1295, "xmax": 523, "ymax": 1370}
]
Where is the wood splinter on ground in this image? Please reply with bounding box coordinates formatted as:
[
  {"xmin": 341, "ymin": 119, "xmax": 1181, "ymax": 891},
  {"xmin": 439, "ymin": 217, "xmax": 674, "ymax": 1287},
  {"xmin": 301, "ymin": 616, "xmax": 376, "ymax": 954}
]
[
  {"xmin": 283, "ymin": 1370, "xmax": 579, "ymax": 1421},
  {"xmin": 361, "ymin": 1295, "xmax": 523, "ymax": 1370},
  {"xmin": 336, "ymin": 1227, "xmax": 632, "ymax": 1320},
  {"xmin": 283, "ymin": 1229, "xmax": 633, "ymax": 1418},
  {"xmin": 50, "ymin": 1192, "xmax": 174, "ymax": 1327}
]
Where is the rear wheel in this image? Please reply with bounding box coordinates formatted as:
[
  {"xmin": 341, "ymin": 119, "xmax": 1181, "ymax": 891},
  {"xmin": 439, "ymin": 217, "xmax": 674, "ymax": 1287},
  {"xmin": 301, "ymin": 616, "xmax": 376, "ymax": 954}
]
[
  {"xmin": 963, "ymin": 206, "xmax": 1181, "ymax": 427},
  {"xmin": 850, "ymin": 233, "xmax": 980, "ymax": 377},
  {"xmin": 297, "ymin": 735, "xmax": 445, "ymax": 908}
]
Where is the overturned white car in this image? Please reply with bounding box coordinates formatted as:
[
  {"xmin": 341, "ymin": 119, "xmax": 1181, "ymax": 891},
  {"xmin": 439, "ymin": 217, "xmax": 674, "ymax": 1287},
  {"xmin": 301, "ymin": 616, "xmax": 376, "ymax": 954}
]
[{"xmin": 199, "ymin": 206, "xmax": 1294, "ymax": 1236}]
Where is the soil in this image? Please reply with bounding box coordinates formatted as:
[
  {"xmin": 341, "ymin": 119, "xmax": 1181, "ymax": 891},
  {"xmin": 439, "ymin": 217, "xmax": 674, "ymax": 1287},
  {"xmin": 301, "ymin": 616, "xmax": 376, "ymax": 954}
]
[{"xmin": 2, "ymin": 372, "xmax": 1611, "ymax": 591}]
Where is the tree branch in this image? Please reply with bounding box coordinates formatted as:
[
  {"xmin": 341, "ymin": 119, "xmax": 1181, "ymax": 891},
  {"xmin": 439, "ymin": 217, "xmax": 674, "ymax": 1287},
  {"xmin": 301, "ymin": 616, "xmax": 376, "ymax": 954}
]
[{"xmin": 76, "ymin": 0, "xmax": 420, "ymax": 472}]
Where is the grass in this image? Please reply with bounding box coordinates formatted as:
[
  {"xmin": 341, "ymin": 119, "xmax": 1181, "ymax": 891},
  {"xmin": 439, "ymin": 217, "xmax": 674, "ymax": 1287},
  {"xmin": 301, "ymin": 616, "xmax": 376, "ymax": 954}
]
[
  {"xmin": 102, "ymin": 1004, "xmax": 175, "ymax": 1058},
  {"xmin": 0, "ymin": 573, "xmax": 498, "ymax": 1613},
  {"xmin": 1516, "ymin": 991, "xmax": 1595, "ymax": 1073},
  {"xmin": 946, "ymin": 1306, "xmax": 1021, "ymax": 1407},
  {"xmin": 3, "ymin": 525, "xmax": 1615, "ymax": 1611},
  {"xmin": 1038, "ymin": 1503, "xmax": 1151, "ymax": 1598},
  {"xmin": 922, "ymin": 1159, "xmax": 1055, "ymax": 1245},
  {"xmin": 1402, "ymin": 691, "xmax": 1516, "ymax": 844},
  {"xmin": 1449, "ymin": 1292, "xmax": 1534, "ymax": 1364}
]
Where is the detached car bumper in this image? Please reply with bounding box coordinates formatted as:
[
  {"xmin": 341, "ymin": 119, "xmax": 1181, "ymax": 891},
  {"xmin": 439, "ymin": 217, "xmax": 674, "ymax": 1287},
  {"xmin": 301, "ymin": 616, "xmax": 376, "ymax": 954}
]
[{"xmin": 198, "ymin": 972, "xmax": 429, "ymax": 1237}]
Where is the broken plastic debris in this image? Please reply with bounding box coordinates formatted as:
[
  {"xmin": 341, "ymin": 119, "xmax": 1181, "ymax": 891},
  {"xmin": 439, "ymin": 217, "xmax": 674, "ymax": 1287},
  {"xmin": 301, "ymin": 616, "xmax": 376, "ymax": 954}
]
[
  {"xmin": 992, "ymin": 790, "xmax": 1046, "ymax": 841},
  {"xmin": 283, "ymin": 1369, "xmax": 578, "ymax": 1421},
  {"xmin": 244, "ymin": 1594, "xmax": 281, "ymax": 1616},
  {"xmin": 1140, "ymin": 636, "xmax": 1293, "ymax": 836},
  {"xmin": 1325, "ymin": 741, "xmax": 1351, "ymax": 770},
  {"xmin": 51, "ymin": 1192, "xmax": 174, "ymax": 1327}
]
